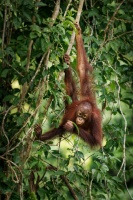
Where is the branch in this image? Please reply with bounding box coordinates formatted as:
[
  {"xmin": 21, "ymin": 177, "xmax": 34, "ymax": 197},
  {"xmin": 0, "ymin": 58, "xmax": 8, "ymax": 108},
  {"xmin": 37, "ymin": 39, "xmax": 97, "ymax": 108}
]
[
  {"xmin": 103, "ymin": 0, "xmax": 125, "ymax": 43},
  {"xmin": 35, "ymin": 0, "xmax": 61, "ymax": 113},
  {"xmin": 89, "ymin": 175, "xmax": 94, "ymax": 200},
  {"xmin": 2, "ymin": 105, "xmax": 15, "ymax": 148},
  {"xmin": 7, "ymin": 0, "xmax": 61, "ymax": 153},
  {"xmin": 47, "ymin": 165, "xmax": 78, "ymax": 200},
  {"xmin": 21, "ymin": 1, "xmax": 41, "ymax": 66},
  {"xmin": 106, "ymin": 31, "xmax": 133, "ymax": 43},
  {"xmin": 50, "ymin": 0, "xmax": 61, "ymax": 26},
  {"xmin": 92, "ymin": 0, "xmax": 125, "ymax": 63},
  {"xmin": 3, "ymin": 102, "xmax": 44, "ymax": 156},
  {"xmin": 26, "ymin": 40, "xmax": 33, "ymax": 72},
  {"xmin": 60, "ymin": 175, "xmax": 78, "ymax": 200},
  {"xmin": 18, "ymin": 51, "xmax": 47, "ymax": 112},
  {"xmin": 66, "ymin": 0, "xmax": 85, "ymax": 55},
  {"xmin": 28, "ymin": 51, "xmax": 47, "ymax": 88},
  {"xmin": 0, "ymin": 155, "xmax": 22, "ymax": 183},
  {"xmin": 64, "ymin": 0, "xmax": 72, "ymax": 17},
  {"xmin": 116, "ymin": 78, "xmax": 133, "ymax": 199},
  {"xmin": 18, "ymin": 0, "xmax": 39, "ymax": 111}
]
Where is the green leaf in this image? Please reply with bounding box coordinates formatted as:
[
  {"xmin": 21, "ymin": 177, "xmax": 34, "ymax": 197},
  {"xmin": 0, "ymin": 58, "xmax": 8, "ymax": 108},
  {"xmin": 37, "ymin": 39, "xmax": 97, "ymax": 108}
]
[
  {"xmin": 75, "ymin": 151, "xmax": 84, "ymax": 160},
  {"xmin": 100, "ymin": 164, "xmax": 109, "ymax": 173},
  {"xmin": 52, "ymin": 150, "xmax": 60, "ymax": 155},
  {"xmin": 66, "ymin": 16, "xmax": 75, "ymax": 22},
  {"xmin": 29, "ymin": 192, "xmax": 37, "ymax": 200},
  {"xmin": 30, "ymin": 159, "xmax": 39, "ymax": 169},
  {"xmin": 118, "ymin": 60, "xmax": 127, "ymax": 66},
  {"xmin": 17, "ymin": 116, "xmax": 24, "ymax": 126},
  {"xmin": 103, "ymin": 53, "xmax": 113, "ymax": 64},
  {"xmin": 118, "ymin": 9, "xmax": 125, "ymax": 15},
  {"xmin": 35, "ymin": 2, "xmax": 46, "ymax": 7},
  {"xmin": 37, "ymin": 188, "xmax": 46, "ymax": 199},
  {"xmin": 3, "ymin": 95, "xmax": 14, "ymax": 101},
  {"xmin": 41, "ymin": 38, "xmax": 46, "ymax": 51},
  {"xmin": 56, "ymin": 24, "xmax": 65, "ymax": 35},
  {"xmin": 17, "ymin": 35, "xmax": 24, "ymax": 41},
  {"xmin": 109, "ymin": 80, "xmax": 116, "ymax": 91},
  {"xmin": 63, "ymin": 20, "xmax": 76, "ymax": 31},
  {"xmin": 92, "ymin": 169, "xmax": 96, "ymax": 175},
  {"xmin": 55, "ymin": 170, "xmax": 65, "ymax": 175},
  {"xmin": 30, "ymin": 32, "xmax": 37, "ymax": 39},
  {"xmin": 88, "ymin": 8, "xmax": 99, "ymax": 17},
  {"xmin": 73, "ymin": 164, "xmax": 78, "ymax": 172},
  {"xmin": 110, "ymin": 41, "xmax": 119, "ymax": 52},
  {"xmin": 97, "ymin": 172, "xmax": 102, "ymax": 182},
  {"xmin": 31, "ymin": 24, "xmax": 41, "ymax": 33},
  {"xmin": 1, "ymin": 69, "xmax": 9, "ymax": 78},
  {"xmin": 42, "ymin": 69, "xmax": 48, "ymax": 77},
  {"xmin": 68, "ymin": 172, "xmax": 76, "ymax": 182},
  {"xmin": 108, "ymin": 1, "xmax": 116, "ymax": 7},
  {"xmin": 23, "ymin": 11, "xmax": 32, "ymax": 22}
]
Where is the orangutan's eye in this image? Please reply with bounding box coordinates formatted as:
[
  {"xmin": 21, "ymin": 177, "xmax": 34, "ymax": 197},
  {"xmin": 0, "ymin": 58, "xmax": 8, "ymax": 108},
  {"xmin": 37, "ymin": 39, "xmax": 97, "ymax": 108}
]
[
  {"xmin": 83, "ymin": 114, "xmax": 89, "ymax": 119},
  {"xmin": 78, "ymin": 112, "xmax": 82, "ymax": 116}
]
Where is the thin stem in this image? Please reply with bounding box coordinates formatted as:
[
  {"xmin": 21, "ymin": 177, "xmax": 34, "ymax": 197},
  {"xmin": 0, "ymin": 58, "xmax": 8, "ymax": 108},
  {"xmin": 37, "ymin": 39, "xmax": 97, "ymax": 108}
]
[{"xmin": 66, "ymin": 0, "xmax": 85, "ymax": 55}]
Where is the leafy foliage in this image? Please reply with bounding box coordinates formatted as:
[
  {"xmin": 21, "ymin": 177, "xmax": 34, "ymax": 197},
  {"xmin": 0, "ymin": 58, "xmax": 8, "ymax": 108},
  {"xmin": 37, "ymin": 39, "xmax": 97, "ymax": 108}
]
[{"xmin": 0, "ymin": 0, "xmax": 133, "ymax": 199}]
